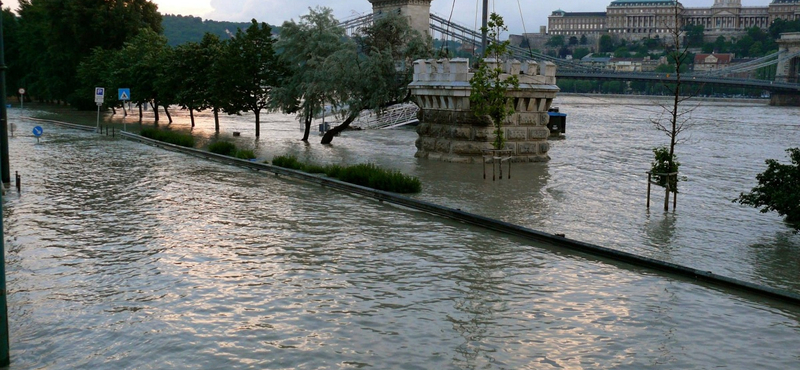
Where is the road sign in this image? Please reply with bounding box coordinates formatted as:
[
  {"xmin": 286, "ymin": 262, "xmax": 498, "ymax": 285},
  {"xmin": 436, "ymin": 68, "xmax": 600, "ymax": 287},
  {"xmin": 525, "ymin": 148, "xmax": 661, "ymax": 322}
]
[
  {"xmin": 18, "ymin": 88, "xmax": 25, "ymax": 95},
  {"xmin": 32, "ymin": 126, "xmax": 43, "ymax": 138},
  {"xmin": 95, "ymin": 87, "xmax": 105, "ymax": 104},
  {"xmin": 118, "ymin": 88, "xmax": 130, "ymax": 101}
]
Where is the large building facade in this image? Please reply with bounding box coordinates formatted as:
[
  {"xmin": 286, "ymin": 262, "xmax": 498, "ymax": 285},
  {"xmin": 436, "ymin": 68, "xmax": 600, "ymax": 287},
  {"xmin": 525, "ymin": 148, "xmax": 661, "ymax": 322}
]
[{"xmin": 548, "ymin": 0, "xmax": 800, "ymax": 40}]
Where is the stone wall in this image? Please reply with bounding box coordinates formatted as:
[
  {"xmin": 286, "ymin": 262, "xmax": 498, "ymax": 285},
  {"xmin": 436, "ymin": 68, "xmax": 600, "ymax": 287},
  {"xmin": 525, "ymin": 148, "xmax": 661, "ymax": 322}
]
[{"xmin": 409, "ymin": 58, "xmax": 560, "ymax": 163}]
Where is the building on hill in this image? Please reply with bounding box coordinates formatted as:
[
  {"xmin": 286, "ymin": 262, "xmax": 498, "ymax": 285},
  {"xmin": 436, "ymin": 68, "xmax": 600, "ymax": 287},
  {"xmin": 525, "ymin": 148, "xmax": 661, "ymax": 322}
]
[
  {"xmin": 547, "ymin": 0, "xmax": 800, "ymax": 42},
  {"xmin": 693, "ymin": 53, "xmax": 735, "ymax": 71}
]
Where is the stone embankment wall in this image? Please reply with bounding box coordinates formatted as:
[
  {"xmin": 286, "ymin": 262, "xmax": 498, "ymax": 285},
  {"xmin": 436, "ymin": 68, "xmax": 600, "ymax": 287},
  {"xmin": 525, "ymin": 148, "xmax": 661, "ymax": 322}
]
[{"xmin": 409, "ymin": 58, "xmax": 560, "ymax": 163}]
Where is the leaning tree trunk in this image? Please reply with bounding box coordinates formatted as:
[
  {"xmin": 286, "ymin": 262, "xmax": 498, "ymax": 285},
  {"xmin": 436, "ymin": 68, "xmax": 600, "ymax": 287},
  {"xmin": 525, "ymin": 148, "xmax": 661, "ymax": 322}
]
[
  {"xmin": 321, "ymin": 112, "xmax": 358, "ymax": 144},
  {"xmin": 163, "ymin": 105, "xmax": 173, "ymax": 123},
  {"xmin": 189, "ymin": 108, "xmax": 195, "ymax": 128},
  {"xmin": 138, "ymin": 103, "xmax": 143, "ymax": 121},
  {"xmin": 151, "ymin": 101, "xmax": 160, "ymax": 122}
]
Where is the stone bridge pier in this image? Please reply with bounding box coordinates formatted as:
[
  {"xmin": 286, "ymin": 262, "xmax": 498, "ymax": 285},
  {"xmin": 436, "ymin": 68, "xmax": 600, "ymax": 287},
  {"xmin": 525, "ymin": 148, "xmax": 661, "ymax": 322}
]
[{"xmin": 772, "ymin": 32, "xmax": 800, "ymax": 106}]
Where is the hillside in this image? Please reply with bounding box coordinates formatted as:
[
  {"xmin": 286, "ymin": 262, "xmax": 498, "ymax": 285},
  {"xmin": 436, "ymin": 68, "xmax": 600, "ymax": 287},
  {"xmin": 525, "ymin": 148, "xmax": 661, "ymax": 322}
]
[{"xmin": 161, "ymin": 14, "xmax": 278, "ymax": 46}]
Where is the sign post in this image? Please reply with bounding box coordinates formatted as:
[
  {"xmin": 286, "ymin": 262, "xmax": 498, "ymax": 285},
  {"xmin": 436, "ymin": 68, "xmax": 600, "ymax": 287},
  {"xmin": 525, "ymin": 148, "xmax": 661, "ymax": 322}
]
[
  {"xmin": 32, "ymin": 125, "xmax": 42, "ymax": 144},
  {"xmin": 118, "ymin": 88, "xmax": 130, "ymax": 131},
  {"xmin": 94, "ymin": 87, "xmax": 105, "ymax": 132},
  {"xmin": 18, "ymin": 88, "xmax": 24, "ymax": 110}
]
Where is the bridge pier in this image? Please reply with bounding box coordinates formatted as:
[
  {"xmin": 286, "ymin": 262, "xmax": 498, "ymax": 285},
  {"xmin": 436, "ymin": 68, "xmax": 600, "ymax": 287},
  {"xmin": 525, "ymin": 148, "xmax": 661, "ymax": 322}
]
[{"xmin": 770, "ymin": 93, "xmax": 800, "ymax": 106}]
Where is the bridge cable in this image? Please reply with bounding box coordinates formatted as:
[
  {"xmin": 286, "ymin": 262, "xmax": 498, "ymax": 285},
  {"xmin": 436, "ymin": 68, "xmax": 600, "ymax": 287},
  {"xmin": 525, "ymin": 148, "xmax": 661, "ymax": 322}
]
[
  {"xmin": 439, "ymin": 0, "xmax": 458, "ymax": 56},
  {"xmin": 516, "ymin": 0, "xmax": 536, "ymax": 60}
]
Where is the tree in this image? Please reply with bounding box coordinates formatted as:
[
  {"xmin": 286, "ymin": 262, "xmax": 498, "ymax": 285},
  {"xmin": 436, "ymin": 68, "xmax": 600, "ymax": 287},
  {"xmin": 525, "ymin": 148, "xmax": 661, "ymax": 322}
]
[
  {"xmin": 599, "ymin": 34, "xmax": 615, "ymax": 53},
  {"xmin": 568, "ymin": 36, "xmax": 578, "ymax": 46},
  {"xmin": 580, "ymin": 34, "xmax": 588, "ymax": 45},
  {"xmin": 112, "ymin": 28, "xmax": 172, "ymax": 122},
  {"xmin": 470, "ymin": 13, "xmax": 519, "ymax": 150},
  {"xmin": 684, "ymin": 24, "xmax": 705, "ymax": 48},
  {"xmin": 318, "ymin": 11, "xmax": 432, "ymax": 144},
  {"xmin": 546, "ymin": 35, "xmax": 565, "ymax": 47},
  {"xmin": 223, "ymin": 20, "xmax": 284, "ymax": 137},
  {"xmin": 17, "ymin": 0, "xmax": 161, "ymax": 106},
  {"xmin": 274, "ymin": 7, "xmax": 347, "ymax": 142},
  {"xmin": 573, "ymin": 47, "xmax": 591, "ymax": 60},
  {"xmin": 650, "ymin": 2, "xmax": 698, "ymax": 210},
  {"xmin": 736, "ymin": 148, "xmax": 800, "ymax": 231}
]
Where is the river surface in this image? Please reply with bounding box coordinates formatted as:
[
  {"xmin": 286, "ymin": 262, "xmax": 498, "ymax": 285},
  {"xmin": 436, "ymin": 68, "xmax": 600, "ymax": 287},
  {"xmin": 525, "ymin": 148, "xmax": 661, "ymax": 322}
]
[{"xmin": 3, "ymin": 96, "xmax": 800, "ymax": 369}]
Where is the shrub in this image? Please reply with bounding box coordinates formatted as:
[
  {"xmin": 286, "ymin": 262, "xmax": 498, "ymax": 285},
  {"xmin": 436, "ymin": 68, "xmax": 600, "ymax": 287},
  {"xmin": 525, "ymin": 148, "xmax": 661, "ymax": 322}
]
[
  {"xmin": 271, "ymin": 155, "xmax": 305, "ymax": 170},
  {"xmin": 736, "ymin": 148, "xmax": 800, "ymax": 231},
  {"xmin": 235, "ymin": 149, "xmax": 256, "ymax": 160},
  {"xmin": 140, "ymin": 128, "xmax": 195, "ymax": 147},
  {"xmin": 209, "ymin": 141, "xmax": 237, "ymax": 156},
  {"xmin": 651, "ymin": 146, "xmax": 680, "ymax": 192},
  {"xmin": 270, "ymin": 156, "xmax": 421, "ymax": 193}
]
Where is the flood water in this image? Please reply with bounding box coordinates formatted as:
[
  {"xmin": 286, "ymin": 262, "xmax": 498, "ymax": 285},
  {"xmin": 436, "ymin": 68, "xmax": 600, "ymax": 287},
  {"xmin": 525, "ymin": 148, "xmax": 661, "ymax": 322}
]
[{"xmin": 3, "ymin": 95, "xmax": 800, "ymax": 369}]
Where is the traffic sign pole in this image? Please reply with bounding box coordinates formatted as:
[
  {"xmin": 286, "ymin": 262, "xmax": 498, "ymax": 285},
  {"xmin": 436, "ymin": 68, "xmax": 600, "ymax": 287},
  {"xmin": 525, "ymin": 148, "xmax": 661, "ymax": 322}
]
[{"xmin": 94, "ymin": 87, "xmax": 105, "ymax": 132}]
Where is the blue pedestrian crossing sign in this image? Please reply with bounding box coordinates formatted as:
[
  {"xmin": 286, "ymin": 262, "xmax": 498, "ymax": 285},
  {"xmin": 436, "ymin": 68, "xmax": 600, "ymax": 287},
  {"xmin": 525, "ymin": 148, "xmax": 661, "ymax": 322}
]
[
  {"xmin": 32, "ymin": 126, "xmax": 43, "ymax": 137},
  {"xmin": 118, "ymin": 88, "xmax": 131, "ymax": 101}
]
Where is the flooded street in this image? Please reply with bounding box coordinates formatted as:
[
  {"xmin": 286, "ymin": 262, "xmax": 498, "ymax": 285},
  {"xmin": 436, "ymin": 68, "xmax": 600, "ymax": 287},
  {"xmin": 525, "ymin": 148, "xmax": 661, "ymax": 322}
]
[{"xmin": 3, "ymin": 95, "xmax": 800, "ymax": 369}]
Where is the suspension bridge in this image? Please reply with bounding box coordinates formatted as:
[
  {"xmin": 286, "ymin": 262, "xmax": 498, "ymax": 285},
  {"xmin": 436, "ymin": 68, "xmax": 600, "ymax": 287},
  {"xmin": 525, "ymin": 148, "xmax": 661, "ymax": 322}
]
[{"xmin": 339, "ymin": 4, "xmax": 800, "ymax": 103}]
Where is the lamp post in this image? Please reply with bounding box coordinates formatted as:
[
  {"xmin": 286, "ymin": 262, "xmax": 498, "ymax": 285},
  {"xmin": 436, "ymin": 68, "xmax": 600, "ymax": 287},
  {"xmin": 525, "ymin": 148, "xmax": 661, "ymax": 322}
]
[
  {"xmin": 0, "ymin": 1, "xmax": 11, "ymax": 366},
  {"xmin": 0, "ymin": 0, "xmax": 8, "ymax": 185}
]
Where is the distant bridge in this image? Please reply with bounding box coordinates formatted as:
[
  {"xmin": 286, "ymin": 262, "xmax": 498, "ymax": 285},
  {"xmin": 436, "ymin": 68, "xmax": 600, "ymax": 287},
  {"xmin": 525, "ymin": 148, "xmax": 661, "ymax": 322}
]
[{"xmin": 339, "ymin": 9, "xmax": 800, "ymax": 97}]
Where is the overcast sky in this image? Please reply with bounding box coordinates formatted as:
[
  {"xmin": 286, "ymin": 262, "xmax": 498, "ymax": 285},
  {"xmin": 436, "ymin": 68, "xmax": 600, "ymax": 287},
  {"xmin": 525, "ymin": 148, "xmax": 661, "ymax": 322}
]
[{"xmin": 2, "ymin": 0, "xmax": 776, "ymax": 35}]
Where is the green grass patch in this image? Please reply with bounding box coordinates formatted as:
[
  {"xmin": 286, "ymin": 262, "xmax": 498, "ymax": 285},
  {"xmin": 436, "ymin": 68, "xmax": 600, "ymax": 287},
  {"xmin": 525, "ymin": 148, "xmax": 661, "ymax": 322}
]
[
  {"xmin": 140, "ymin": 128, "xmax": 195, "ymax": 147},
  {"xmin": 209, "ymin": 141, "xmax": 237, "ymax": 156},
  {"xmin": 270, "ymin": 155, "xmax": 421, "ymax": 193},
  {"xmin": 234, "ymin": 149, "xmax": 256, "ymax": 160}
]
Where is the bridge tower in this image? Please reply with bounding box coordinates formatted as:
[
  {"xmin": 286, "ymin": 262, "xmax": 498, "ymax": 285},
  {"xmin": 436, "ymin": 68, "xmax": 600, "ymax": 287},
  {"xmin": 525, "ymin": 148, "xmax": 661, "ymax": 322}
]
[
  {"xmin": 772, "ymin": 32, "xmax": 800, "ymax": 106},
  {"xmin": 369, "ymin": 0, "xmax": 432, "ymax": 36}
]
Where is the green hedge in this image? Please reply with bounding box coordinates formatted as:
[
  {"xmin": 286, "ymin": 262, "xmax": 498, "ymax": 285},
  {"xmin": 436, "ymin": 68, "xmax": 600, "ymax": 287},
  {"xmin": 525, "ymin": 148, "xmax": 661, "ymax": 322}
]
[
  {"xmin": 140, "ymin": 128, "xmax": 195, "ymax": 147},
  {"xmin": 209, "ymin": 141, "xmax": 237, "ymax": 156},
  {"xmin": 271, "ymin": 155, "xmax": 421, "ymax": 193}
]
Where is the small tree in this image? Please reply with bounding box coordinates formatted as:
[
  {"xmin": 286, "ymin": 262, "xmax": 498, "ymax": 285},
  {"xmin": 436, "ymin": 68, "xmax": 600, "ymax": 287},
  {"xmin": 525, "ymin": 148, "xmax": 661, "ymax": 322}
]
[
  {"xmin": 469, "ymin": 13, "xmax": 519, "ymax": 150},
  {"xmin": 649, "ymin": 2, "xmax": 700, "ymax": 210},
  {"xmin": 736, "ymin": 148, "xmax": 800, "ymax": 231}
]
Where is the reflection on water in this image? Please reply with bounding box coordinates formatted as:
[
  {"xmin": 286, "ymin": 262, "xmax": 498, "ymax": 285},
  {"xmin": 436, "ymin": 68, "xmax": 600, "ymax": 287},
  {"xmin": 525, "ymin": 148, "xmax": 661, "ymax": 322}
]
[{"xmin": 3, "ymin": 102, "xmax": 800, "ymax": 369}]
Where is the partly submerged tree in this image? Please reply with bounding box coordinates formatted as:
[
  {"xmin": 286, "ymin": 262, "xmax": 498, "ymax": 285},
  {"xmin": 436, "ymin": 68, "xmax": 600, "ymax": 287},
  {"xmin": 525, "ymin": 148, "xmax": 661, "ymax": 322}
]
[
  {"xmin": 469, "ymin": 13, "xmax": 519, "ymax": 150},
  {"xmin": 736, "ymin": 148, "xmax": 800, "ymax": 231},
  {"xmin": 649, "ymin": 2, "xmax": 700, "ymax": 208},
  {"xmin": 223, "ymin": 20, "xmax": 283, "ymax": 137},
  {"xmin": 112, "ymin": 28, "xmax": 173, "ymax": 122},
  {"xmin": 319, "ymin": 11, "xmax": 433, "ymax": 144},
  {"xmin": 274, "ymin": 7, "xmax": 347, "ymax": 142}
]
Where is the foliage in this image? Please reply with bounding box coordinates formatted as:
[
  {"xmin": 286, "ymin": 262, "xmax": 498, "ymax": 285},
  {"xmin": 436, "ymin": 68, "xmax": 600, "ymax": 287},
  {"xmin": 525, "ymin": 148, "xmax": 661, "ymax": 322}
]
[
  {"xmin": 318, "ymin": 11, "xmax": 433, "ymax": 144},
  {"xmin": 112, "ymin": 28, "xmax": 173, "ymax": 120},
  {"xmin": 580, "ymin": 34, "xmax": 588, "ymax": 45},
  {"xmin": 273, "ymin": 7, "xmax": 348, "ymax": 141},
  {"xmin": 470, "ymin": 13, "xmax": 519, "ymax": 150},
  {"xmin": 599, "ymin": 34, "xmax": 615, "ymax": 53},
  {"xmin": 17, "ymin": 0, "xmax": 161, "ymax": 105},
  {"xmin": 684, "ymin": 24, "xmax": 705, "ymax": 48},
  {"xmin": 161, "ymin": 14, "xmax": 268, "ymax": 46},
  {"xmin": 546, "ymin": 35, "xmax": 565, "ymax": 47},
  {"xmin": 208, "ymin": 141, "xmax": 237, "ymax": 156},
  {"xmin": 650, "ymin": 147, "xmax": 679, "ymax": 192},
  {"xmin": 223, "ymin": 19, "xmax": 284, "ymax": 137},
  {"xmin": 234, "ymin": 149, "xmax": 257, "ymax": 160},
  {"xmin": 271, "ymin": 156, "xmax": 421, "ymax": 193},
  {"xmin": 736, "ymin": 148, "xmax": 800, "ymax": 230},
  {"xmin": 573, "ymin": 47, "xmax": 591, "ymax": 60},
  {"xmin": 139, "ymin": 128, "xmax": 195, "ymax": 147}
]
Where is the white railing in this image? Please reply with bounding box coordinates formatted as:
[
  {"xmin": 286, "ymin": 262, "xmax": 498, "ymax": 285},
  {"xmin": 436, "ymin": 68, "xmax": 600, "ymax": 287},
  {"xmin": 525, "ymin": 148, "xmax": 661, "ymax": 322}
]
[{"xmin": 351, "ymin": 103, "xmax": 420, "ymax": 130}]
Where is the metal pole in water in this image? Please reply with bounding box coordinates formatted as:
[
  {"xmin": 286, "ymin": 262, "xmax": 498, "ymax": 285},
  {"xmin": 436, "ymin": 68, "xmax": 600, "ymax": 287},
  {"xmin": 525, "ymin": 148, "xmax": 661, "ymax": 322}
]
[{"xmin": 0, "ymin": 1, "xmax": 12, "ymax": 364}]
